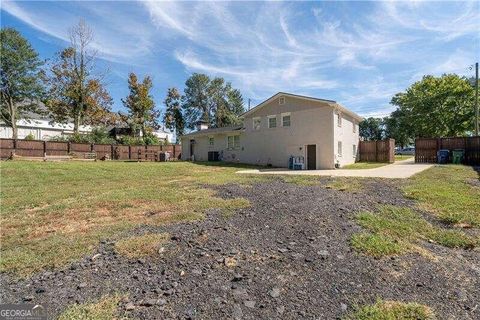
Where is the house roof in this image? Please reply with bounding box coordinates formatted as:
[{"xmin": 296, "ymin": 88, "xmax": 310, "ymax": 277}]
[
  {"xmin": 243, "ymin": 92, "xmax": 363, "ymax": 122},
  {"xmin": 181, "ymin": 125, "xmax": 244, "ymax": 138}
]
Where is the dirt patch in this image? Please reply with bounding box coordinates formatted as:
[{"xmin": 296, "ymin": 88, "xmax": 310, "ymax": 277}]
[{"xmin": 1, "ymin": 179, "xmax": 479, "ymax": 319}]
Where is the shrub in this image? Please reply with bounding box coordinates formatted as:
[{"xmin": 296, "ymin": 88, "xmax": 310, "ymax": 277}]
[{"xmin": 24, "ymin": 133, "xmax": 36, "ymax": 140}]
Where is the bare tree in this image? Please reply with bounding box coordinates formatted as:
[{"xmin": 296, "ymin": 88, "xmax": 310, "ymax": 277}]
[{"xmin": 46, "ymin": 19, "xmax": 113, "ymax": 133}]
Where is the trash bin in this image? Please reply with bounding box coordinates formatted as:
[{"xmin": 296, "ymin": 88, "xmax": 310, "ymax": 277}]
[
  {"xmin": 437, "ymin": 149, "xmax": 450, "ymax": 164},
  {"xmin": 452, "ymin": 149, "xmax": 464, "ymax": 164}
]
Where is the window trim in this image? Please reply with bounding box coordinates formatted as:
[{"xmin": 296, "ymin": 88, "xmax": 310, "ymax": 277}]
[
  {"xmin": 281, "ymin": 112, "xmax": 291, "ymax": 127},
  {"xmin": 279, "ymin": 97, "xmax": 285, "ymax": 105},
  {"xmin": 338, "ymin": 141, "xmax": 343, "ymax": 157},
  {"xmin": 267, "ymin": 115, "xmax": 277, "ymax": 128},
  {"xmin": 353, "ymin": 122, "xmax": 356, "ymax": 133},
  {"xmin": 208, "ymin": 136, "xmax": 214, "ymax": 146},
  {"xmin": 252, "ymin": 117, "xmax": 261, "ymax": 130},
  {"xmin": 337, "ymin": 112, "xmax": 342, "ymax": 127}
]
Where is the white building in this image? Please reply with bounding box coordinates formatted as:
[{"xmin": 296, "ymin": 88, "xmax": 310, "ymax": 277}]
[{"xmin": 0, "ymin": 113, "xmax": 92, "ymax": 140}]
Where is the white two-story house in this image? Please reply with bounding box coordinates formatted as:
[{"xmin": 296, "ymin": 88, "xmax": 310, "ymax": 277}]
[{"xmin": 180, "ymin": 92, "xmax": 362, "ymax": 169}]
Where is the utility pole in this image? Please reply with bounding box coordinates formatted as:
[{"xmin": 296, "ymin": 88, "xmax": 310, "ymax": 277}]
[
  {"xmin": 248, "ymin": 98, "xmax": 251, "ymax": 110},
  {"xmin": 475, "ymin": 62, "xmax": 479, "ymax": 136}
]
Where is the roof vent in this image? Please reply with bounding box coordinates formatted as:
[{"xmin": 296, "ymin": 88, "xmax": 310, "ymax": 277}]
[{"xmin": 279, "ymin": 97, "xmax": 285, "ymax": 105}]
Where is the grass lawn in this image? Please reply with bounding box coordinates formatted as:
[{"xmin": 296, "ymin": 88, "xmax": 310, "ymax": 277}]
[
  {"xmin": 0, "ymin": 161, "xmax": 268, "ymax": 276},
  {"xmin": 395, "ymin": 155, "xmax": 414, "ymax": 161},
  {"xmin": 404, "ymin": 165, "xmax": 480, "ymax": 227},
  {"xmin": 347, "ymin": 300, "xmax": 435, "ymax": 320},
  {"xmin": 342, "ymin": 162, "xmax": 388, "ymax": 169},
  {"xmin": 352, "ymin": 165, "xmax": 480, "ymax": 257}
]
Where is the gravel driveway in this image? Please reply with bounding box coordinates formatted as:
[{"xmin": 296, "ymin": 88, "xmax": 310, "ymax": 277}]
[{"xmin": 1, "ymin": 178, "xmax": 479, "ymax": 319}]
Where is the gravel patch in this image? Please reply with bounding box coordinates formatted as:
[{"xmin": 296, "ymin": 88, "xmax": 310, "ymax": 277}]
[{"xmin": 1, "ymin": 179, "xmax": 479, "ymax": 319}]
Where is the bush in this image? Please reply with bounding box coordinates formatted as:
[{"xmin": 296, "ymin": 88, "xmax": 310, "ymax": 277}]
[
  {"xmin": 24, "ymin": 133, "xmax": 35, "ymax": 140},
  {"xmin": 48, "ymin": 127, "xmax": 116, "ymax": 144}
]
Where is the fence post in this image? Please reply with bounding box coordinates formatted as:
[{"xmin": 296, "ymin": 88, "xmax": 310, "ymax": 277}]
[
  {"xmin": 91, "ymin": 143, "xmax": 94, "ymax": 152},
  {"xmin": 111, "ymin": 144, "xmax": 114, "ymax": 160},
  {"xmin": 43, "ymin": 141, "xmax": 47, "ymax": 157},
  {"xmin": 67, "ymin": 141, "xmax": 71, "ymax": 154},
  {"xmin": 128, "ymin": 145, "xmax": 131, "ymax": 160},
  {"xmin": 173, "ymin": 145, "xmax": 176, "ymax": 158}
]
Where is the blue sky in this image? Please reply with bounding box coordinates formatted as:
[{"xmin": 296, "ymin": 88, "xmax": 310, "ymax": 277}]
[{"xmin": 1, "ymin": 1, "xmax": 479, "ymax": 118}]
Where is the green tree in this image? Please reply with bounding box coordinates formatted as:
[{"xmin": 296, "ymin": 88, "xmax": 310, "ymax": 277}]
[
  {"xmin": 182, "ymin": 73, "xmax": 211, "ymax": 129},
  {"xmin": 122, "ymin": 72, "xmax": 160, "ymax": 141},
  {"xmin": 0, "ymin": 28, "xmax": 44, "ymax": 139},
  {"xmin": 383, "ymin": 110, "xmax": 412, "ymax": 148},
  {"xmin": 163, "ymin": 87, "xmax": 184, "ymax": 142},
  {"xmin": 359, "ymin": 117, "xmax": 384, "ymax": 141},
  {"xmin": 182, "ymin": 73, "xmax": 245, "ymax": 129},
  {"xmin": 45, "ymin": 20, "xmax": 113, "ymax": 134},
  {"xmin": 390, "ymin": 74, "xmax": 475, "ymax": 138}
]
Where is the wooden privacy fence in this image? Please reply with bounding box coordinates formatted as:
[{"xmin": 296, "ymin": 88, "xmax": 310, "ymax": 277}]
[
  {"xmin": 415, "ymin": 136, "xmax": 480, "ymax": 165},
  {"xmin": 0, "ymin": 138, "xmax": 182, "ymax": 161},
  {"xmin": 358, "ymin": 139, "xmax": 395, "ymax": 163}
]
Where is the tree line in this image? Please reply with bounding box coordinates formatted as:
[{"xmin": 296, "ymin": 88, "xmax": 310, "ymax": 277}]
[
  {"xmin": 360, "ymin": 74, "xmax": 478, "ymax": 147},
  {"xmin": 1, "ymin": 21, "xmax": 245, "ymax": 144}
]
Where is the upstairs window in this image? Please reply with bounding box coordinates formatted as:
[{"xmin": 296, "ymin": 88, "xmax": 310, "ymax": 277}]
[
  {"xmin": 209, "ymin": 137, "xmax": 214, "ymax": 146},
  {"xmin": 282, "ymin": 113, "xmax": 291, "ymax": 127},
  {"xmin": 268, "ymin": 116, "xmax": 277, "ymax": 128},
  {"xmin": 253, "ymin": 117, "xmax": 261, "ymax": 130},
  {"xmin": 279, "ymin": 97, "xmax": 285, "ymax": 105},
  {"xmin": 337, "ymin": 113, "xmax": 342, "ymax": 127},
  {"xmin": 353, "ymin": 122, "xmax": 356, "ymax": 133}
]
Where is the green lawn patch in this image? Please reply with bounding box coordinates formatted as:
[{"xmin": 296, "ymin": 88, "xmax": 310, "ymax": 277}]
[
  {"xmin": 342, "ymin": 162, "xmax": 388, "ymax": 169},
  {"xmin": 351, "ymin": 205, "xmax": 477, "ymax": 257},
  {"xmin": 58, "ymin": 294, "xmax": 125, "ymax": 320},
  {"xmin": 0, "ymin": 161, "xmax": 262, "ymax": 276},
  {"xmin": 403, "ymin": 165, "xmax": 480, "ymax": 227},
  {"xmin": 115, "ymin": 233, "xmax": 169, "ymax": 259},
  {"xmin": 347, "ymin": 300, "xmax": 435, "ymax": 320},
  {"xmin": 395, "ymin": 155, "xmax": 413, "ymax": 161}
]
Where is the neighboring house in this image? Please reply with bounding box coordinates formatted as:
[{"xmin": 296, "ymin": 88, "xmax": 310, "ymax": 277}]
[
  {"xmin": 180, "ymin": 92, "xmax": 363, "ymax": 169},
  {"xmin": 109, "ymin": 126, "xmax": 174, "ymax": 143},
  {"xmin": 0, "ymin": 113, "xmax": 92, "ymax": 140}
]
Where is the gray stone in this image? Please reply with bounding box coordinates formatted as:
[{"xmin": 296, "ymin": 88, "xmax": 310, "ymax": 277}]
[
  {"xmin": 269, "ymin": 287, "xmax": 281, "ymax": 298},
  {"xmin": 125, "ymin": 302, "xmax": 135, "ymax": 311},
  {"xmin": 244, "ymin": 300, "xmax": 256, "ymax": 308}
]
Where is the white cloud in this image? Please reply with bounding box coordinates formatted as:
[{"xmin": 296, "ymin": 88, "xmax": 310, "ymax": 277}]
[{"xmin": 2, "ymin": 0, "xmax": 154, "ymax": 64}]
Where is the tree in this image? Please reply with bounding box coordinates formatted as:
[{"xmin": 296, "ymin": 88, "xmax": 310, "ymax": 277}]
[
  {"xmin": 45, "ymin": 20, "xmax": 113, "ymax": 133},
  {"xmin": 122, "ymin": 73, "xmax": 160, "ymax": 140},
  {"xmin": 182, "ymin": 73, "xmax": 245, "ymax": 129},
  {"xmin": 163, "ymin": 87, "xmax": 184, "ymax": 143},
  {"xmin": 182, "ymin": 73, "xmax": 211, "ymax": 129},
  {"xmin": 359, "ymin": 117, "xmax": 384, "ymax": 141},
  {"xmin": 0, "ymin": 28, "xmax": 44, "ymax": 139},
  {"xmin": 390, "ymin": 74, "xmax": 475, "ymax": 138},
  {"xmin": 383, "ymin": 110, "xmax": 412, "ymax": 148}
]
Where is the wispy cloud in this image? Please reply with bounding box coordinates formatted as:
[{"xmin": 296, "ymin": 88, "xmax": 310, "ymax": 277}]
[{"xmin": 2, "ymin": 1, "xmax": 478, "ymax": 116}]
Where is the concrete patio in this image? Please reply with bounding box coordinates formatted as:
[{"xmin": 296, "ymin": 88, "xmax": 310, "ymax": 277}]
[{"xmin": 237, "ymin": 159, "xmax": 434, "ymax": 179}]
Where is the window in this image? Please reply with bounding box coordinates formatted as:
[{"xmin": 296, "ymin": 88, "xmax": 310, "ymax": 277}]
[
  {"xmin": 353, "ymin": 122, "xmax": 356, "ymax": 133},
  {"xmin": 227, "ymin": 135, "xmax": 240, "ymax": 150},
  {"xmin": 209, "ymin": 137, "xmax": 214, "ymax": 146},
  {"xmin": 234, "ymin": 135, "xmax": 240, "ymax": 149},
  {"xmin": 279, "ymin": 97, "xmax": 285, "ymax": 105},
  {"xmin": 353, "ymin": 144, "xmax": 357, "ymax": 157},
  {"xmin": 268, "ymin": 116, "xmax": 277, "ymax": 128},
  {"xmin": 281, "ymin": 113, "xmax": 291, "ymax": 127},
  {"xmin": 338, "ymin": 141, "xmax": 342, "ymax": 156},
  {"xmin": 253, "ymin": 117, "xmax": 261, "ymax": 130},
  {"xmin": 337, "ymin": 113, "xmax": 342, "ymax": 127}
]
